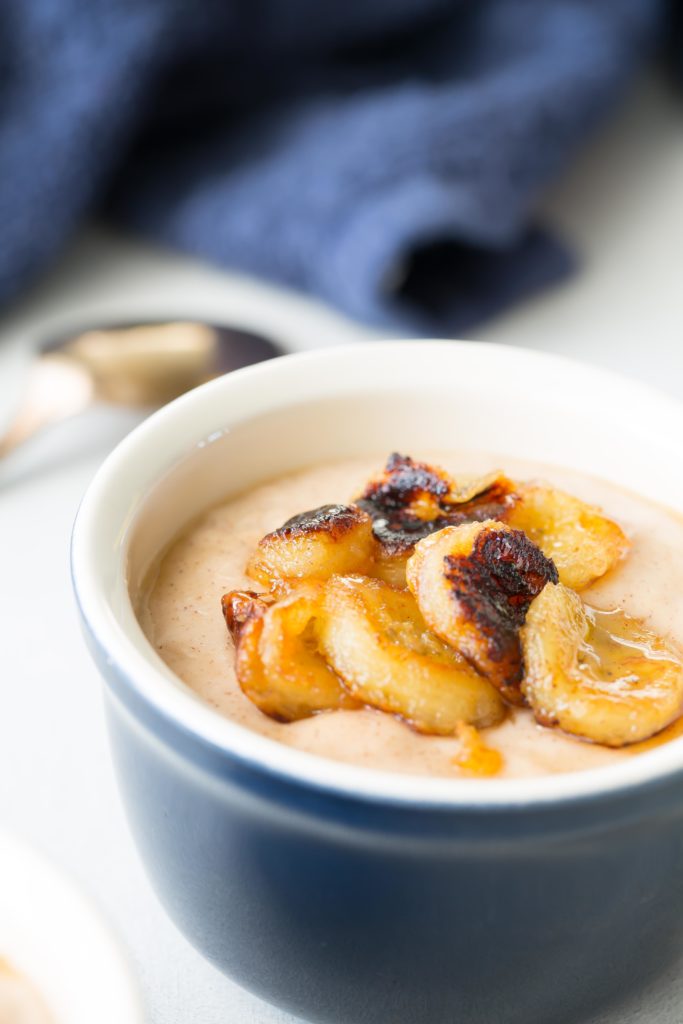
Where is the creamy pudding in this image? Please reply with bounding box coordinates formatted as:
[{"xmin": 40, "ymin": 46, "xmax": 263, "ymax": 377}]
[{"xmin": 139, "ymin": 453, "xmax": 683, "ymax": 778}]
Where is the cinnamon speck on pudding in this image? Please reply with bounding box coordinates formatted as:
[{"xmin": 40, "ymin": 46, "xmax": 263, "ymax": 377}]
[{"xmin": 139, "ymin": 452, "xmax": 683, "ymax": 779}]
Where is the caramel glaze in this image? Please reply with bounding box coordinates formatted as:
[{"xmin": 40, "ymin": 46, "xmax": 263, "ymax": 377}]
[{"xmin": 221, "ymin": 589, "xmax": 270, "ymax": 640}]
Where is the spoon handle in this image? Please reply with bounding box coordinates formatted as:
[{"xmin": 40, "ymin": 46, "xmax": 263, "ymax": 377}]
[{"xmin": 0, "ymin": 353, "xmax": 95, "ymax": 460}]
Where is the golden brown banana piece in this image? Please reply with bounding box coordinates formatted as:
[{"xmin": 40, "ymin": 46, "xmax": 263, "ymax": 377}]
[
  {"xmin": 356, "ymin": 453, "xmax": 518, "ymax": 586},
  {"xmin": 222, "ymin": 589, "xmax": 273, "ymax": 639},
  {"xmin": 222, "ymin": 585, "xmax": 358, "ymax": 721},
  {"xmin": 521, "ymin": 583, "xmax": 683, "ymax": 746},
  {"xmin": 318, "ymin": 575, "xmax": 504, "ymax": 734},
  {"xmin": 407, "ymin": 521, "xmax": 559, "ymax": 704},
  {"xmin": 506, "ymin": 483, "xmax": 629, "ymax": 590},
  {"xmin": 247, "ymin": 504, "xmax": 376, "ymax": 590}
]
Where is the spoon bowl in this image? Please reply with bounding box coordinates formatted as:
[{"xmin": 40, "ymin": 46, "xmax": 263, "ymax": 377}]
[{"xmin": 0, "ymin": 320, "xmax": 283, "ymax": 461}]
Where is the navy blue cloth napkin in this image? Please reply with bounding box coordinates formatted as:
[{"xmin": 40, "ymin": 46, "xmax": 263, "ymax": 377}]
[{"xmin": 0, "ymin": 1, "xmax": 666, "ymax": 333}]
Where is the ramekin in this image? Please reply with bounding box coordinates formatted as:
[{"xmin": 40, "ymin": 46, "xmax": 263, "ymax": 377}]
[{"xmin": 72, "ymin": 342, "xmax": 683, "ymax": 1024}]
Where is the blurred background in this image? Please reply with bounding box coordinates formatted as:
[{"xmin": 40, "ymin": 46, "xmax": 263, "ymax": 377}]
[
  {"xmin": 0, "ymin": 0, "xmax": 681, "ymax": 473},
  {"xmin": 0, "ymin": 2, "xmax": 682, "ymax": 1022},
  {"xmin": 0, "ymin": 2, "xmax": 682, "ymax": 440}
]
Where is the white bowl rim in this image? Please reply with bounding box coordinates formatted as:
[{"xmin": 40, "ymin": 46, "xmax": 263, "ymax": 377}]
[
  {"xmin": 72, "ymin": 339, "xmax": 683, "ymax": 810},
  {"xmin": 0, "ymin": 830, "xmax": 143, "ymax": 1023}
]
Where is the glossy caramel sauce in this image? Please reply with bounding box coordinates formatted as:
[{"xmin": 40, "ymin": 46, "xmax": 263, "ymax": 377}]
[
  {"xmin": 139, "ymin": 453, "xmax": 683, "ymax": 778},
  {"xmin": 451, "ymin": 722, "xmax": 504, "ymax": 776},
  {"xmin": 580, "ymin": 607, "xmax": 681, "ymax": 688}
]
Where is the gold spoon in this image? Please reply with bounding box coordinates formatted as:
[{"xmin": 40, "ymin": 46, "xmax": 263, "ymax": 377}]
[{"xmin": 0, "ymin": 320, "xmax": 283, "ymax": 460}]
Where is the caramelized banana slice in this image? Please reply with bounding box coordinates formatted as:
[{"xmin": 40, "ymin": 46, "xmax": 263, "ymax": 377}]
[
  {"xmin": 222, "ymin": 585, "xmax": 358, "ymax": 721},
  {"xmin": 521, "ymin": 584, "xmax": 683, "ymax": 746},
  {"xmin": 318, "ymin": 575, "xmax": 504, "ymax": 734},
  {"xmin": 506, "ymin": 483, "xmax": 629, "ymax": 590},
  {"xmin": 407, "ymin": 521, "xmax": 558, "ymax": 704},
  {"xmin": 247, "ymin": 504, "xmax": 376, "ymax": 590},
  {"xmin": 371, "ymin": 548, "xmax": 413, "ymax": 589},
  {"xmin": 222, "ymin": 589, "xmax": 273, "ymax": 639},
  {"xmin": 357, "ymin": 453, "xmax": 518, "ymax": 586}
]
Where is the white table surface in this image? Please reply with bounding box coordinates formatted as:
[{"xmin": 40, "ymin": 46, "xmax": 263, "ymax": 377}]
[{"xmin": 1, "ymin": 75, "xmax": 682, "ymax": 1024}]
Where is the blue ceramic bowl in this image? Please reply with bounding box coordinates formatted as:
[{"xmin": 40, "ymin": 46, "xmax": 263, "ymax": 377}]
[{"xmin": 72, "ymin": 342, "xmax": 683, "ymax": 1024}]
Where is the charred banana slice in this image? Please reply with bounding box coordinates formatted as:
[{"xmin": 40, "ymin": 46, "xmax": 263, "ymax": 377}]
[
  {"xmin": 521, "ymin": 583, "xmax": 683, "ymax": 746},
  {"xmin": 506, "ymin": 483, "xmax": 629, "ymax": 590},
  {"xmin": 222, "ymin": 585, "xmax": 358, "ymax": 721},
  {"xmin": 247, "ymin": 504, "xmax": 376, "ymax": 590},
  {"xmin": 318, "ymin": 575, "xmax": 504, "ymax": 734},
  {"xmin": 356, "ymin": 453, "xmax": 518, "ymax": 586},
  {"xmin": 406, "ymin": 521, "xmax": 558, "ymax": 704}
]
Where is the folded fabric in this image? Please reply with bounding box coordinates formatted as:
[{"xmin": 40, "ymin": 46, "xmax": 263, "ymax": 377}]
[
  {"xmin": 0, "ymin": 0, "xmax": 666, "ymax": 333},
  {"xmin": 668, "ymin": 0, "xmax": 683, "ymax": 86}
]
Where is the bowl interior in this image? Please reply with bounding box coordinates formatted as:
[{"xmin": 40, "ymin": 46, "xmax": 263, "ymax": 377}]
[
  {"xmin": 74, "ymin": 341, "xmax": 683, "ymax": 805},
  {"xmin": 128, "ymin": 388, "xmax": 683, "ymax": 596}
]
